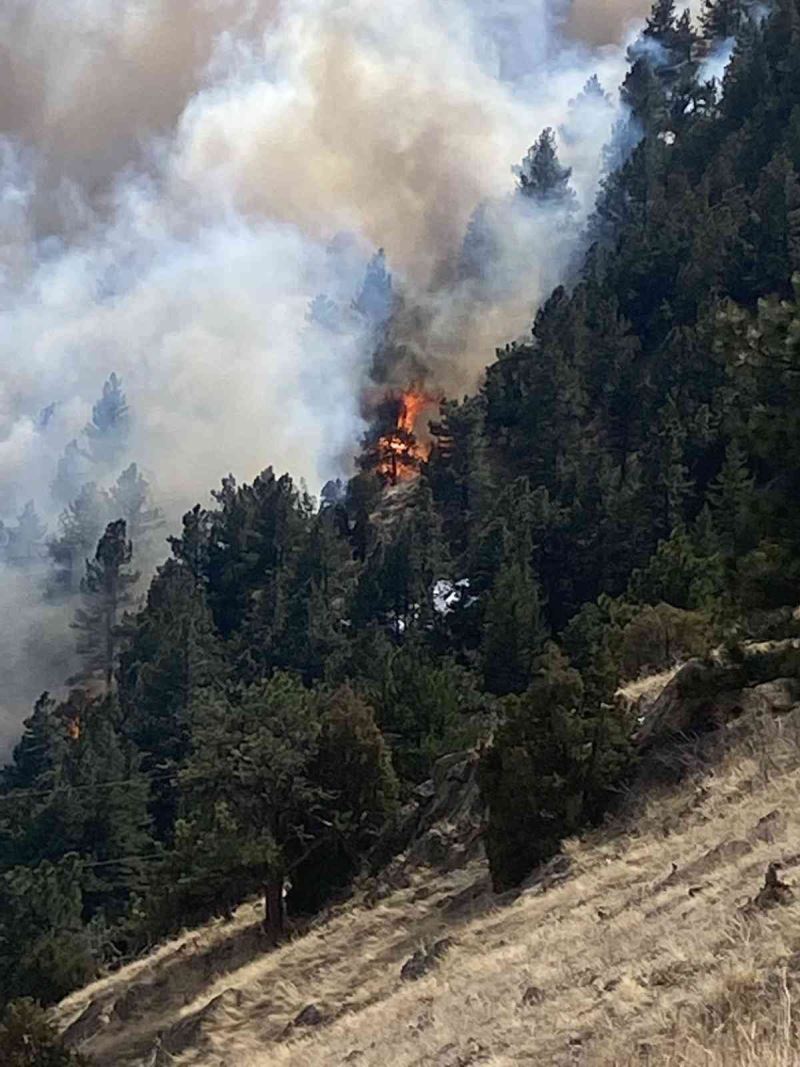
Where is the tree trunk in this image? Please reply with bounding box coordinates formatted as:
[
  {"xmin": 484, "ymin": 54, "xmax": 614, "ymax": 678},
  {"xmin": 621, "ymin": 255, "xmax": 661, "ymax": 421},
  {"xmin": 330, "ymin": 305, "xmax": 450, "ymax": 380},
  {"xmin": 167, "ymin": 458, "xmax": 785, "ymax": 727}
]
[{"xmin": 263, "ymin": 879, "xmax": 285, "ymax": 946}]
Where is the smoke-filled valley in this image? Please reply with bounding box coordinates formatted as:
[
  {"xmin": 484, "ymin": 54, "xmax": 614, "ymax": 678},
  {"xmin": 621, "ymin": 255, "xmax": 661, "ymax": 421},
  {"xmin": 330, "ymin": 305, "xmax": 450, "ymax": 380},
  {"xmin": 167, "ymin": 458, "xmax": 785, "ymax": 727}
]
[{"xmin": 7, "ymin": 0, "xmax": 800, "ymax": 1062}]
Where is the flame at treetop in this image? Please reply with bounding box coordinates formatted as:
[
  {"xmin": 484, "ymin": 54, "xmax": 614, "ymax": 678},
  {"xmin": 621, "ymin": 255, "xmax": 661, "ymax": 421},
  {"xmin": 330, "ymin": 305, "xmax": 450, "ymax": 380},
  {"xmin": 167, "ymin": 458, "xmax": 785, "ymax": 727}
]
[{"xmin": 373, "ymin": 386, "xmax": 437, "ymax": 486}]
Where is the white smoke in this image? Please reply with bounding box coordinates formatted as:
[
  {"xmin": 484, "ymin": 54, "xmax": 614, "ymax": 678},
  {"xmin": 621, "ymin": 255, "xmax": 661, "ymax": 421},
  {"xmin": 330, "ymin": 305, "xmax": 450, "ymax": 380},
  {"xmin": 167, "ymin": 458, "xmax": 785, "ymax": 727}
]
[{"xmin": 0, "ymin": 0, "xmax": 651, "ymax": 751}]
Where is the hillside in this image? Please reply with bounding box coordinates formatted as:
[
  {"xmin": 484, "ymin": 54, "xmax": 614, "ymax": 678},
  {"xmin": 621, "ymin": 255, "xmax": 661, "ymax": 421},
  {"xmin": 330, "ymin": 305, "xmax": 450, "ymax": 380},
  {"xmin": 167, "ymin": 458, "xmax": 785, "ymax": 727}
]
[
  {"xmin": 55, "ymin": 659, "xmax": 800, "ymax": 1066},
  {"xmin": 8, "ymin": 0, "xmax": 800, "ymax": 1059}
]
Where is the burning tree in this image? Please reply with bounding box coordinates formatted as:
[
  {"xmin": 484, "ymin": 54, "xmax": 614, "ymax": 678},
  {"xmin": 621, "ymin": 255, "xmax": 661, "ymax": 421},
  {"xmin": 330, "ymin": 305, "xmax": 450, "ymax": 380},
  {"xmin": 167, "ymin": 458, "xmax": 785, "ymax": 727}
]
[{"xmin": 359, "ymin": 388, "xmax": 435, "ymax": 486}]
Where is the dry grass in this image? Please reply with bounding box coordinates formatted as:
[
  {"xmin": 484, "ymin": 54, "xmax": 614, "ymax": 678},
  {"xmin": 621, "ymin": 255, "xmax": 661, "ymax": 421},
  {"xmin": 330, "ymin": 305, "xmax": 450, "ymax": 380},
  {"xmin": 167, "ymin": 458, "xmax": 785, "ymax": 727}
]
[{"xmin": 57, "ymin": 703, "xmax": 800, "ymax": 1066}]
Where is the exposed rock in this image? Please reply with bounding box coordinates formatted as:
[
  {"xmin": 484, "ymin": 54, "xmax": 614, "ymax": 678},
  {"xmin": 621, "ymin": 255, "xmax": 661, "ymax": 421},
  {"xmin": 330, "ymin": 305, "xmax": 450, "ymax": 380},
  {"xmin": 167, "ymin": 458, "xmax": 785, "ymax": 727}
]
[
  {"xmin": 162, "ymin": 989, "xmax": 245, "ymax": 1054},
  {"xmin": 749, "ymin": 809, "xmax": 788, "ymax": 845},
  {"xmin": 634, "ymin": 658, "xmax": 743, "ymax": 750},
  {"xmin": 414, "ymin": 825, "xmax": 450, "ymax": 867},
  {"xmin": 520, "ymin": 984, "xmax": 546, "ymax": 1006},
  {"xmin": 434, "ymin": 1038, "xmax": 490, "ymax": 1066},
  {"xmin": 520, "ymin": 852, "xmax": 571, "ymax": 895},
  {"xmin": 293, "ymin": 1003, "xmax": 325, "ymax": 1027},
  {"xmin": 61, "ymin": 998, "xmax": 112, "ymax": 1048},
  {"xmin": 662, "ymin": 839, "xmax": 751, "ymax": 888},
  {"xmin": 437, "ymin": 876, "xmax": 493, "ymax": 918},
  {"xmin": 635, "ymin": 642, "xmax": 800, "ymax": 752},
  {"xmin": 738, "ymin": 678, "xmax": 800, "ymax": 717},
  {"xmin": 143, "ymin": 1036, "xmax": 174, "ymax": 1067},
  {"xmin": 400, "ymin": 938, "xmax": 453, "ymax": 981},
  {"xmin": 369, "ymin": 749, "xmax": 485, "ymax": 890},
  {"xmin": 753, "ymin": 862, "xmax": 794, "ymax": 910}
]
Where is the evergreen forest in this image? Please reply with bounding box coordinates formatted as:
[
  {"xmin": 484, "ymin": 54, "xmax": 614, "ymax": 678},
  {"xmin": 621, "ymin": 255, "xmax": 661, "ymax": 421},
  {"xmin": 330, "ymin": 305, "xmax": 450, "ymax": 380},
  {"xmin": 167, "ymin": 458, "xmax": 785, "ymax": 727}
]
[{"xmin": 5, "ymin": 0, "xmax": 800, "ymax": 1034}]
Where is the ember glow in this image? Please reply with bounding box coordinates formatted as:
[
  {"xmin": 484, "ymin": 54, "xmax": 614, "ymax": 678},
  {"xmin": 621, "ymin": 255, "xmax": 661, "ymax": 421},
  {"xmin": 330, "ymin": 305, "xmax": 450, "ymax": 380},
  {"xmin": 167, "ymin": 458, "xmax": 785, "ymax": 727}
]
[{"xmin": 375, "ymin": 388, "xmax": 438, "ymax": 486}]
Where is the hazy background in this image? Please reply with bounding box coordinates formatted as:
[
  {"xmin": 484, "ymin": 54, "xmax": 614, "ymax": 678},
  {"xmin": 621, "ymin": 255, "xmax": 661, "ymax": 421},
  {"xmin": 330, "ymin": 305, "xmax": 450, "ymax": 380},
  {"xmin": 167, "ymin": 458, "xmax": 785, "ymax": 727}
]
[{"xmin": 0, "ymin": 0, "xmax": 653, "ymax": 749}]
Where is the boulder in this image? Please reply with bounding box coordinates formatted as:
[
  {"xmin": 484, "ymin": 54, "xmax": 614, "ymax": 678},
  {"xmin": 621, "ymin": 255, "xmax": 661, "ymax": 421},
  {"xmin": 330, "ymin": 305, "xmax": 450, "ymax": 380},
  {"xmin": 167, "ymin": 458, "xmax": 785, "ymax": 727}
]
[
  {"xmin": 61, "ymin": 998, "xmax": 112, "ymax": 1049},
  {"xmin": 400, "ymin": 938, "xmax": 454, "ymax": 981},
  {"xmin": 162, "ymin": 989, "xmax": 245, "ymax": 1055},
  {"xmin": 293, "ymin": 1003, "xmax": 325, "ymax": 1027}
]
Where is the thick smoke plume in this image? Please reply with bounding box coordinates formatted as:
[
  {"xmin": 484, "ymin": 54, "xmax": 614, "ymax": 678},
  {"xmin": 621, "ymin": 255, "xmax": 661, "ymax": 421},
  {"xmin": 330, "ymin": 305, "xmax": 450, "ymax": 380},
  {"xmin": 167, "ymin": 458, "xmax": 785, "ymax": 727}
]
[{"xmin": 0, "ymin": 0, "xmax": 651, "ymax": 750}]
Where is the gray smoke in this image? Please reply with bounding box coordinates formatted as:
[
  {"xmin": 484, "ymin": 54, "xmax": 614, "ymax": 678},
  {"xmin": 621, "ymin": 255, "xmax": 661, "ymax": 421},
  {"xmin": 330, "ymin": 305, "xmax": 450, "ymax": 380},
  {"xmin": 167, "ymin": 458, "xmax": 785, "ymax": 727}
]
[{"xmin": 0, "ymin": 0, "xmax": 656, "ymax": 752}]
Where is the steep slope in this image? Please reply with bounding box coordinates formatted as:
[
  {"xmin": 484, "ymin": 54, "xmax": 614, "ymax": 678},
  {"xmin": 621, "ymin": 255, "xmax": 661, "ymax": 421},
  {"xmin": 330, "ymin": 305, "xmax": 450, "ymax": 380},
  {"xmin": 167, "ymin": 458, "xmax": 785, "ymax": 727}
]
[{"xmin": 56, "ymin": 666, "xmax": 800, "ymax": 1066}]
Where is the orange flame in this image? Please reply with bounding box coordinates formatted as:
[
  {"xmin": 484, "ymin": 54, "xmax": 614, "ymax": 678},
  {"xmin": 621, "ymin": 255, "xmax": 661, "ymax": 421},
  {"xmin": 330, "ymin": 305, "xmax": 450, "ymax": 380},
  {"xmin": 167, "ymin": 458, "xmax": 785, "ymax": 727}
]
[
  {"xmin": 66, "ymin": 716, "xmax": 81, "ymax": 741},
  {"xmin": 375, "ymin": 387, "xmax": 436, "ymax": 485}
]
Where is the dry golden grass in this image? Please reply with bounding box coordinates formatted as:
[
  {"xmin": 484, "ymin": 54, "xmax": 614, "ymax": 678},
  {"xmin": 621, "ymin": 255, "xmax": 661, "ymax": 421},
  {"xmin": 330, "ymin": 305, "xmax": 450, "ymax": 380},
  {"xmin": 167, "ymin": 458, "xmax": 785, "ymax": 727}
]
[{"xmin": 57, "ymin": 702, "xmax": 800, "ymax": 1066}]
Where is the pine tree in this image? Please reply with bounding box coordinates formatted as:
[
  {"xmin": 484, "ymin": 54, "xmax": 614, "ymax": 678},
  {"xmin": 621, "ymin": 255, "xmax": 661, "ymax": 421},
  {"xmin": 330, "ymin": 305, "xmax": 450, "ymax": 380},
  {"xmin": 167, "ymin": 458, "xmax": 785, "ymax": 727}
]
[
  {"xmin": 353, "ymin": 248, "xmax": 393, "ymax": 327},
  {"xmin": 620, "ymin": 57, "xmax": 668, "ymax": 134},
  {"xmin": 0, "ymin": 857, "xmax": 95, "ymax": 1009},
  {"xmin": 458, "ymin": 201, "xmax": 501, "ymax": 283},
  {"xmin": 708, "ymin": 440, "xmax": 757, "ymax": 554},
  {"xmin": 168, "ymin": 504, "xmax": 212, "ymax": 583},
  {"xmin": 644, "ymin": 0, "xmax": 678, "ymax": 45},
  {"xmin": 514, "ymin": 128, "xmax": 576, "ymax": 208},
  {"xmin": 291, "ymin": 685, "xmax": 399, "ymax": 911},
  {"xmin": 178, "ymin": 673, "xmax": 323, "ymax": 942},
  {"xmin": 480, "ymin": 644, "xmax": 630, "ymax": 890},
  {"xmin": 701, "ymin": 0, "xmax": 750, "ymax": 44},
  {"xmin": 481, "ymin": 556, "xmax": 548, "ymax": 696},
  {"xmin": 8, "ymin": 502, "xmax": 46, "ymax": 566},
  {"xmin": 118, "ymin": 559, "xmax": 224, "ymax": 840},
  {"xmin": 51, "ymin": 440, "xmax": 89, "ymax": 509},
  {"xmin": 110, "ymin": 463, "xmax": 164, "ymax": 554},
  {"xmin": 84, "ymin": 373, "xmax": 129, "ymax": 466},
  {"xmin": 72, "ymin": 520, "xmax": 139, "ymax": 690},
  {"xmin": 48, "ymin": 483, "xmax": 110, "ymax": 597},
  {"xmin": 0, "ymin": 998, "xmax": 90, "ymax": 1065}
]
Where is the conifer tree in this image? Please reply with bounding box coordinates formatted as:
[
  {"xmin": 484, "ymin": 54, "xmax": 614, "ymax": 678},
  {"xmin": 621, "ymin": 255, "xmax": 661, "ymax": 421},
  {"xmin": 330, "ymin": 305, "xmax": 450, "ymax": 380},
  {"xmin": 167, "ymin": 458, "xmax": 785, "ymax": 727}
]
[
  {"xmin": 480, "ymin": 644, "xmax": 630, "ymax": 890},
  {"xmin": 168, "ymin": 504, "xmax": 212, "ymax": 583},
  {"xmin": 0, "ymin": 856, "xmax": 95, "ymax": 1008},
  {"xmin": 118, "ymin": 559, "xmax": 223, "ymax": 840},
  {"xmin": 481, "ymin": 555, "xmax": 548, "ymax": 696},
  {"xmin": 353, "ymin": 248, "xmax": 393, "ymax": 327},
  {"xmin": 110, "ymin": 463, "xmax": 165, "ymax": 553},
  {"xmin": 708, "ymin": 440, "xmax": 756, "ymax": 554},
  {"xmin": 72, "ymin": 520, "xmax": 139, "ymax": 690},
  {"xmin": 514, "ymin": 128, "xmax": 576, "ymax": 208},
  {"xmin": 178, "ymin": 673, "xmax": 323, "ymax": 942},
  {"xmin": 8, "ymin": 502, "xmax": 46, "ymax": 566},
  {"xmin": 644, "ymin": 0, "xmax": 678, "ymax": 45},
  {"xmin": 0, "ymin": 997, "xmax": 90, "ymax": 1065},
  {"xmin": 51, "ymin": 440, "xmax": 89, "ymax": 509},
  {"xmin": 701, "ymin": 0, "xmax": 749, "ymax": 44},
  {"xmin": 48, "ymin": 482, "xmax": 109, "ymax": 596},
  {"xmin": 84, "ymin": 372, "xmax": 129, "ymax": 467}
]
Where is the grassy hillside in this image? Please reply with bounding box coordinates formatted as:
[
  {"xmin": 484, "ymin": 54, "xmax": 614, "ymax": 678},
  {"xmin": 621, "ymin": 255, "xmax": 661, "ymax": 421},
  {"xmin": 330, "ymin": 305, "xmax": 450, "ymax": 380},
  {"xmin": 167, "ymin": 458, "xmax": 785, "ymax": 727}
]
[{"xmin": 56, "ymin": 669, "xmax": 800, "ymax": 1066}]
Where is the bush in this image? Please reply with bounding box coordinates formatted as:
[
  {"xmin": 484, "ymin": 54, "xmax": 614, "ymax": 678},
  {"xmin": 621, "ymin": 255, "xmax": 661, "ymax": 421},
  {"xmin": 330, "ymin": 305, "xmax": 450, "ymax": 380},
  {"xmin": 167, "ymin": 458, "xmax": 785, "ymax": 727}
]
[
  {"xmin": 619, "ymin": 602, "xmax": 713, "ymax": 678},
  {"xmin": 0, "ymin": 999, "xmax": 90, "ymax": 1066},
  {"xmin": 479, "ymin": 644, "xmax": 632, "ymax": 891}
]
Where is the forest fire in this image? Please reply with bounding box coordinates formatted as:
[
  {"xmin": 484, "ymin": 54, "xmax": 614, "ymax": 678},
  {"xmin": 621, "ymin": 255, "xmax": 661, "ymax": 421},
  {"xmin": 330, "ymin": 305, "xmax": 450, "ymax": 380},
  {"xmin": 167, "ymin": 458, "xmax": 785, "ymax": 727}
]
[{"xmin": 364, "ymin": 386, "xmax": 438, "ymax": 486}]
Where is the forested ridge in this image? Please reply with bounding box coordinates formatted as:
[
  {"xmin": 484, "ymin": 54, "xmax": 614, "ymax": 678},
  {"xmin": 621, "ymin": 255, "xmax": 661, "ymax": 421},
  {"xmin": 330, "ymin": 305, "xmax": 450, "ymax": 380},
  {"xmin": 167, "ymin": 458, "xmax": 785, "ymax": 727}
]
[{"xmin": 4, "ymin": 0, "xmax": 800, "ymax": 1050}]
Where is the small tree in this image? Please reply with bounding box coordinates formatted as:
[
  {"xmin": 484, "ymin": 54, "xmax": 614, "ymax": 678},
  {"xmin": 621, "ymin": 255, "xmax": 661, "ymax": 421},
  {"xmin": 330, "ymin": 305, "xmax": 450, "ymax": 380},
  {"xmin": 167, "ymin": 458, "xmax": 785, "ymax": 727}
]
[
  {"xmin": 110, "ymin": 464, "xmax": 164, "ymax": 552},
  {"xmin": 84, "ymin": 372, "xmax": 129, "ymax": 467},
  {"xmin": 72, "ymin": 521, "xmax": 139, "ymax": 690},
  {"xmin": 291, "ymin": 685, "xmax": 399, "ymax": 912},
  {"xmin": 701, "ymin": 0, "xmax": 750, "ymax": 43},
  {"xmin": 179, "ymin": 674, "xmax": 323, "ymax": 944},
  {"xmin": 479, "ymin": 644, "xmax": 631, "ymax": 891},
  {"xmin": 49, "ymin": 483, "xmax": 110, "ymax": 597},
  {"xmin": 8, "ymin": 502, "xmax": 46, "ymax": 566},
  {"xmin": 0, "ymin": 999, "xmax": 90, "ymax": 1066},
  {"xmin": 514, "ymin": 128, "xmax": 576, "ymax": 208}
]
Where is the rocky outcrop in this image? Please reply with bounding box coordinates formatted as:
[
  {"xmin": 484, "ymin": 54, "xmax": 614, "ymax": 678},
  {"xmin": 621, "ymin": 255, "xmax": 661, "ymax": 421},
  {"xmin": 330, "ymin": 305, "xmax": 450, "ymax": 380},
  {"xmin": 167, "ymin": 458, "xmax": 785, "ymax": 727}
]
[
  {"xmin": 633, "ymin": 640, "xmax": 800, "ymax": 751},
  {"xmin": 400, "ymin": 938, "xmax": 453, "ymax": 981},
  {"xmin": 368, "ymin": 750, "xmax": 485, "ymax": 897}
]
